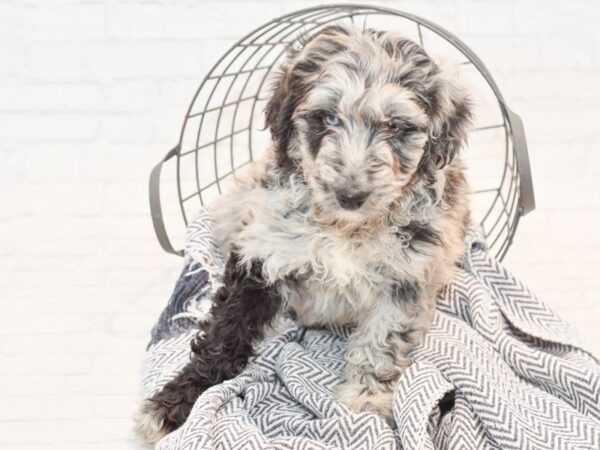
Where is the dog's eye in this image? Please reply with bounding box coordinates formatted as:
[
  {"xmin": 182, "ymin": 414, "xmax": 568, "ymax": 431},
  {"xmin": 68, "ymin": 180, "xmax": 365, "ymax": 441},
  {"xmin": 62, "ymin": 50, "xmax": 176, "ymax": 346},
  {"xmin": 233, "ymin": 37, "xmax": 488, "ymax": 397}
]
[
  {"xmin": 388, "ymin": 121, "xmax": 407, "ymax": 135},
  {"xmin": 388, "ymin": 122, "xmax": 402, "ymax": 134},
  {"xmin": 387, "ymin": 121, "xmax": 418, "ymax": 137},
  {"xmin": 323, "ymin": 114, "xmax": 340, "ymax": 127}
]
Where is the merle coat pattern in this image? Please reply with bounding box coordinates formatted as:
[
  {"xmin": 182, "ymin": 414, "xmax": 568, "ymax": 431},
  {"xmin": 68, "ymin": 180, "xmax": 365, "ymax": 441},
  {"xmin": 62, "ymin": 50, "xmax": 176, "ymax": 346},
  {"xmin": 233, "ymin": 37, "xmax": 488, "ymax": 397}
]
[{"xmin": 135, "ymin": 24, "xmax": 472, "ymax": 442}]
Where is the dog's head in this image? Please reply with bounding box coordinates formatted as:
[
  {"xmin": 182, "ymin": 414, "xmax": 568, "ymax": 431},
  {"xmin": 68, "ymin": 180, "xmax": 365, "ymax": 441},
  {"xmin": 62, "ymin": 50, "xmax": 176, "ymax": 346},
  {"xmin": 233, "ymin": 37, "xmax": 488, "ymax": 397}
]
[{"xmin": 265, "ymin": 25, "xmax": 471, "ymax": 223}]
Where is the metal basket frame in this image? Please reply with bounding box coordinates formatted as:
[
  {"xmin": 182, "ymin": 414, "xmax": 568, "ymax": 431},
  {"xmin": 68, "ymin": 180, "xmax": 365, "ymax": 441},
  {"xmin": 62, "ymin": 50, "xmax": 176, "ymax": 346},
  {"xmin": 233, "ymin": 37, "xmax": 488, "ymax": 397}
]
[{"xmin": 149, "ymin": 4, "xmax": 535, "ymax": 259}]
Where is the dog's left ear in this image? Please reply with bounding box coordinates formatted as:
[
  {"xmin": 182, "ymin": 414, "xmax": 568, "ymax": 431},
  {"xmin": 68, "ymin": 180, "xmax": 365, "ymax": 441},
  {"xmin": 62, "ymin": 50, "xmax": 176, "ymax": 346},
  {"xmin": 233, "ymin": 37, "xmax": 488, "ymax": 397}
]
[
  {"xmin": 378, "ymin": 32, "xmax": 472, "ymax": 172},
  {"xmin": 422, "ymin": 70, "xmax": 472, "ymax": 171}
]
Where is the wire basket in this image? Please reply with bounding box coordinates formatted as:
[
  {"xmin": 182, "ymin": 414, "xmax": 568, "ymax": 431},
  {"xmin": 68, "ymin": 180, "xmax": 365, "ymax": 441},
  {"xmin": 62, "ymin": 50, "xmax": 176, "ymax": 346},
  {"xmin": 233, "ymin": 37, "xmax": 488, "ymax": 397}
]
[{"xmin": 149, "ymin": 4, "xmax": 535, "ymax": 260}]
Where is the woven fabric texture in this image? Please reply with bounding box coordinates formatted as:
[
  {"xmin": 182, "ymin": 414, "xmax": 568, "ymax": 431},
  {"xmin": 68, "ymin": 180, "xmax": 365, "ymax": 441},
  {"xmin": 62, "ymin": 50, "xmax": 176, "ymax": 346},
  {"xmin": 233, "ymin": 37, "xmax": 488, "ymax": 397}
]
[{"xmin": 141, "ymin": 208, "xmax": 600, "ymax": 449}]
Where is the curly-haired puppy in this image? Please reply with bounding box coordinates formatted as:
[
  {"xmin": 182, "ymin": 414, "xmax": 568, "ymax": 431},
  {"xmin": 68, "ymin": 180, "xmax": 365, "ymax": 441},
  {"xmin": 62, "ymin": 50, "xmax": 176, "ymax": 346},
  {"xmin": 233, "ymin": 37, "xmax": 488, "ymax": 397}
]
[{"xmin": 135, "ymin": 24, "xmax": 471, "ymax": 442}]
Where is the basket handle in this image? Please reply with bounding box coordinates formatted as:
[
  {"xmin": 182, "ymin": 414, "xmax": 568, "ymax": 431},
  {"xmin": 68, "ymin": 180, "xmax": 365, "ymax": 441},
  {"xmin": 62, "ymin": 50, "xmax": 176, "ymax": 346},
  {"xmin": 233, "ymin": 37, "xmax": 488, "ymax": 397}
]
[
  {"xmin": 506, "ymin": 108, "xmax": 535, "ymax": 215},
  {"xmin": 149, "ymin": 145, "xmax": 184, "ymax": 256}
]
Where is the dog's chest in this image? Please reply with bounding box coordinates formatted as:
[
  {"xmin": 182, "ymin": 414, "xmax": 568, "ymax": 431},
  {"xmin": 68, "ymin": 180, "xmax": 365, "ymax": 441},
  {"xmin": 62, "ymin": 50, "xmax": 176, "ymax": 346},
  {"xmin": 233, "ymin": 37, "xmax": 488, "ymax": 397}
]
[
  {"xmin": 286, "ymin": 275, "xmax": 389, "ymax": 327},
  {"xmin": 284, "ymin": 233, "xmax": 408, "ymax": 326},
  {"xmin": 230, "ymin": 188, "xmax": 436, "ymax": 325},
  {"xmin": 238, "ymin": 212, "xmax": 418, "ymax": 326}
]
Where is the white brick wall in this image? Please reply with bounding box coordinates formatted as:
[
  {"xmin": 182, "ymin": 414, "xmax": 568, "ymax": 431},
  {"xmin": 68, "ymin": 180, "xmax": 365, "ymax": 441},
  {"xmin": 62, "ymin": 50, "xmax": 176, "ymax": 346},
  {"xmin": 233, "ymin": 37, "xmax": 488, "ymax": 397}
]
[{"xmin": 1, "ymin": 1, "xmax": 599, "ymax": 448}]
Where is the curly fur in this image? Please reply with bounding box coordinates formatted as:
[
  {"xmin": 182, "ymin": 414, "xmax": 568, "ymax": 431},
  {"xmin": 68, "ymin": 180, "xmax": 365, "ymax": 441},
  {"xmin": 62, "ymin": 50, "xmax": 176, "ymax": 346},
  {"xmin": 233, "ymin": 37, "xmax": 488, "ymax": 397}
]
[{"xmin": 135, "ymin": 24, "xmax": 472, "ymax": 442}]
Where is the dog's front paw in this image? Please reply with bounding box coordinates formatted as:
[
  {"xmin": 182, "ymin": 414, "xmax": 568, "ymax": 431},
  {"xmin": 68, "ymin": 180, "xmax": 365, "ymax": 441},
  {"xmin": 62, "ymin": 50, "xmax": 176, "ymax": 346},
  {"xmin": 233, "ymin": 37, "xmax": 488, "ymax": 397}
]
[
  {"xmin": 335, "ymin": 380, "xmax": 395, "ymax": 424},
  {"xmin": 133, "ymin": 398, "xmax": 175, "ymax": 444}
]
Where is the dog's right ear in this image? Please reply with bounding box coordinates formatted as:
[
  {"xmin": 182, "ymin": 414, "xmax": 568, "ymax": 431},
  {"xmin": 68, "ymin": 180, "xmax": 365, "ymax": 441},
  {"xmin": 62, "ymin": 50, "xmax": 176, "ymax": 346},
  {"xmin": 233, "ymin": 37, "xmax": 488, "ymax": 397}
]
[
  {"xmin": 264, "ymin": 61, "xmax": 299, "ymax": 171},
  {"xmin": 264, "ymin": 25, "xmax": 351, "ymax": 171}
]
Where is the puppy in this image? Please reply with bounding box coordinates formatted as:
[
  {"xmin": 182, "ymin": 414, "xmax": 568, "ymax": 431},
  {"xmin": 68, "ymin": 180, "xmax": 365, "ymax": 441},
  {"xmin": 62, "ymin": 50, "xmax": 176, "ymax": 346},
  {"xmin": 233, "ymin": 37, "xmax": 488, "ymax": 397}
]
[{"xmin": 135, "ymin": 24, "xmax": 471, "ymax": 442}]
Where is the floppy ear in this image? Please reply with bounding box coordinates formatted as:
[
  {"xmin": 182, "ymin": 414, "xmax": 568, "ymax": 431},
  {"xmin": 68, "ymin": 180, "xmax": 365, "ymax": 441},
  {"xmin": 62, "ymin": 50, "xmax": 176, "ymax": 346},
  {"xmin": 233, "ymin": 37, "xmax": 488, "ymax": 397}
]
[
  {"xmin": 376, "ymin": 32, "xmax": 472, "ymax": 172},
  {"xmin": 263, "ymin": 61, "xmax": 301, "ymax": 171},
  {"xmin": 423, "ymin": 75, "xmax": 472, "ymax": 171},
  {"xmin": 264, "ymin": 25, "xmax": 350, "ymax": 171}
]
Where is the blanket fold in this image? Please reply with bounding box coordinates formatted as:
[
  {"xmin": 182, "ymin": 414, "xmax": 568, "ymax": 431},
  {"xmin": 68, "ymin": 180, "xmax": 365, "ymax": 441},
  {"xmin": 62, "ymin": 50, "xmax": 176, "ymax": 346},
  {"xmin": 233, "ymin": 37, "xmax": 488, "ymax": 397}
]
[{"xmin": 141, "ymin": 208, "xmax": 600, "ymax": 449}]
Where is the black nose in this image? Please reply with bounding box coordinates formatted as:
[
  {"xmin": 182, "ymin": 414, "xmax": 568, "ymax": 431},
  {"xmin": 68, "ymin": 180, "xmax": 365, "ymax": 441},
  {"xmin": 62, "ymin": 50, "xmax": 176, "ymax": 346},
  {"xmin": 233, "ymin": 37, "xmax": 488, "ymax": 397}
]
[{"xmin": 335, "ymin": 190, "xmax": 370, "ymax": 210}]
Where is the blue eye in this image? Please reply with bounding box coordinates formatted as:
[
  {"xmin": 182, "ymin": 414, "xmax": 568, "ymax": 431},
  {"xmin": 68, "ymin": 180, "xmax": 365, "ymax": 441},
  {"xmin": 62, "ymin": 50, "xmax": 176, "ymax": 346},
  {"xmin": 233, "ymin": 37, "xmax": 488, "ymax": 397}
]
[
  {"xmin": 388, "ymin": 122, "xmax": 403, "ymax": 134},
  {"xmin": 324, "ymin": 114, "xmax": 340, "ymax": 127}
]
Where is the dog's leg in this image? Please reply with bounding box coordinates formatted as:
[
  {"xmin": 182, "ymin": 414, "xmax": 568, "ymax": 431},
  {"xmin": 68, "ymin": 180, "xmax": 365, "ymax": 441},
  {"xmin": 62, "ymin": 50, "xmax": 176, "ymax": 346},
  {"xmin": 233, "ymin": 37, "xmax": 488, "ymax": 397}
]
[
  {"xmin": 134, "ymin": 252, "xmax": 283, "ymax": 443},
  {"xmin": 335, "ymin": 280, "xmax": 435, "ymax": 423}
]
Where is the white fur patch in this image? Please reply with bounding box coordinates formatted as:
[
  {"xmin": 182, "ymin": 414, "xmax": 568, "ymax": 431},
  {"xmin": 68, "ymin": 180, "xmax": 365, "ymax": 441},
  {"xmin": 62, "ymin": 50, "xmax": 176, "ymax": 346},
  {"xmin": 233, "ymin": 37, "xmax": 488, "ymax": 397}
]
[{"xmin": 133, "ymin": 400, "xmax": 169, "ymax": 444}]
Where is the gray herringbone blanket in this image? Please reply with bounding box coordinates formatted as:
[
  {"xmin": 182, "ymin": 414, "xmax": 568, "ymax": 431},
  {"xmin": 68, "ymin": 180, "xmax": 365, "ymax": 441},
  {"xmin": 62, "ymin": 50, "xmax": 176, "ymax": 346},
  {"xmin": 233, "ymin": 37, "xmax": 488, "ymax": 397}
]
[{"xmin": 141, "ymin": 209, "xmax": 600, "ymax": 449}]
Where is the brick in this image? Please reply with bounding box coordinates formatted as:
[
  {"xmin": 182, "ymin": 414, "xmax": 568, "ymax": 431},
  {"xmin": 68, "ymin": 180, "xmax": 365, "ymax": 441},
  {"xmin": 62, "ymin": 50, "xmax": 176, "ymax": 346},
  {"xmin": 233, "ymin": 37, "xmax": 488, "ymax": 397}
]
[
  {"xmin": 514, "ymin": 0, "xmax": 600, "ymax": 33},
  {"xmin": 456, "ymin": 0, "xmax": 515, "ymax": 35},
  {"xmin": 59, "ymin": 417, "xmax": 135, "ymax": 443},
  {"xmin": 0, "ymin": 2, "xmax": 26, "ymax": 43},
  {"xmin": 0, "ymin": 148, "xmax": 28, "ymax": 183},
  {"xmin": 0, "ymin": 236, "xmax": 104, "ymax": 258},
  {"xmin": 106, "ymin": 2, "xmax": 164, "ymax": 39},
  {"xmin": 79, "ymin": 215, "xmax": 156, "ymax": 240},
  {"xmin": 162, "ymin": 1, "xmax": 281, "ymax": 40},
  {"xmin": 0, "ymin": 353, "xmax": 93, "ymax": 376},
  {"xmin": 17, "ymin": 182, "xmax": 105, "ymax": 216},
  {"xmin": 0, "ymin": 374, "xmax": 66, "ymax": 397},
  {"xmin": 25, "ymin": 2, "xmax": 106, "ymax": 42},
  {"xmin": 24, "ymin": 146, "xmax": 86, "ymax": 182},
  {"xmin": 27, "ymin": 42, "xmax": 90, "ymax": 81},
  {"xmin": 503, "ymin": 69, "xmax": 600, "ymax": 101},
  {"xmin": 0, "ymin": 113, "xmax": 28, "ymax": 142},
  {"xmin": 0, "ymin": 269, "xmax": 104, "ymax": 289},
  {"xmin": 0, "ymin": 314, "xmax": 93, "ymax": 335},
  {"xmin": 463, "ymin": 35, "xmax": 542, "ymax": 72},
  {"xmin": 0, "ymin": 82, "xmax": 28, "ymax": 113},
  {"xmin": 95, "ymin": 394, "xmax": 139, "ymax": 418},
  {"xmin": 0, "ymin": 420, "xmax": 61, "ymax": 444},
  {"xmin": 103, "ymin": 181, "xmax": 150, "ymax": 215},
  {"xmin": 24, "ymin": 82, "xmax": 106, "ymax": 112},
  {"xmin": 67, "ymin": 373, "xmax": 141, "ymax": 395},
  {"xmin": 0, "ymin": 331, "xmax": 140, "ymax": 356},
  {"xmin": 98, "ymin": 112, "xmax": 156, "ymax": 144},
  {"xmin": 0, "ymin": 394, "xmax": 74, "ymax": 421},
  {"xmin": 79, "ymin": 144, "xmax": 154, "ymax": 182},
  {"xmin": 21, "ymin": 113, "xmax": 100, "ymax": 142},
  {"xmin": 538, "ymin": 32, "xmax": 597, "ymax": 69},
  {"xmin": 87, "ymin": 41, "xmax": 205, "ymax": 79},
  {"xmin": 105, "ymin": 79, "xmax": 159, "ymax": 112},
  {"xmin": 79, "ymin": 251, "xmax": 172, "ymax": 270},
  {"xmin": 96, "ymin": 355, "xmax": 148, "ymax": 381}
]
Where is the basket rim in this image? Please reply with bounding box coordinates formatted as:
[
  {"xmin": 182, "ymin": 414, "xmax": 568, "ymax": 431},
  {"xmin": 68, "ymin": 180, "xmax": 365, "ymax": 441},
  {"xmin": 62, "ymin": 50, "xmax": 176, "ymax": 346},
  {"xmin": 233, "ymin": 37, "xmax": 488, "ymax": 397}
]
[{"xmin": 149, "ymin": 3, "xmax": 535, "ymax": 259}]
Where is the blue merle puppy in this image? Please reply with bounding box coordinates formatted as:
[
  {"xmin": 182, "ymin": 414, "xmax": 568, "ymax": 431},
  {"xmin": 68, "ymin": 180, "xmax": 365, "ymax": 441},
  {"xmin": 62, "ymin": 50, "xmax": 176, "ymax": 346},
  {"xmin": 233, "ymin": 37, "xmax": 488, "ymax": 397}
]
[{"xmin": 135, "ymin": 24, "xmax": 471, "ymax": 442}]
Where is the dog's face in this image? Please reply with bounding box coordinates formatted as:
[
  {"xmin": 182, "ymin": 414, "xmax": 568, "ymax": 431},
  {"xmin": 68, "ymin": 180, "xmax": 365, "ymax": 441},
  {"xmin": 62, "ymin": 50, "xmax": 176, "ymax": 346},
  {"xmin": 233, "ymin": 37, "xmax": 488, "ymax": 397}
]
[{"xmin": 266, "ymin": 25, "xmax": 471, "ymax": 224}]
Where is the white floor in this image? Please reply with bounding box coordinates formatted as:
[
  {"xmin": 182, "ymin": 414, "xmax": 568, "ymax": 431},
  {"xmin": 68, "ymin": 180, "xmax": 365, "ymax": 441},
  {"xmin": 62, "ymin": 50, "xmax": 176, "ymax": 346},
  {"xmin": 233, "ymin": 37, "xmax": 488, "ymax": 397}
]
[{"xmin": 2, "ymin": 1, "xmax": 600, "ymax": 449}]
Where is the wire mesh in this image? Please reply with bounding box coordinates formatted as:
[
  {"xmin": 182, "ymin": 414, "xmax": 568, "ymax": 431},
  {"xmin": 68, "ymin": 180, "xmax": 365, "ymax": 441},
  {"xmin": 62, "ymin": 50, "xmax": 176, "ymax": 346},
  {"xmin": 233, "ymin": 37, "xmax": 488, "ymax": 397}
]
[{"xmin": 164, "ymin": 4, "xmax": 533, "ymax": 260}]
